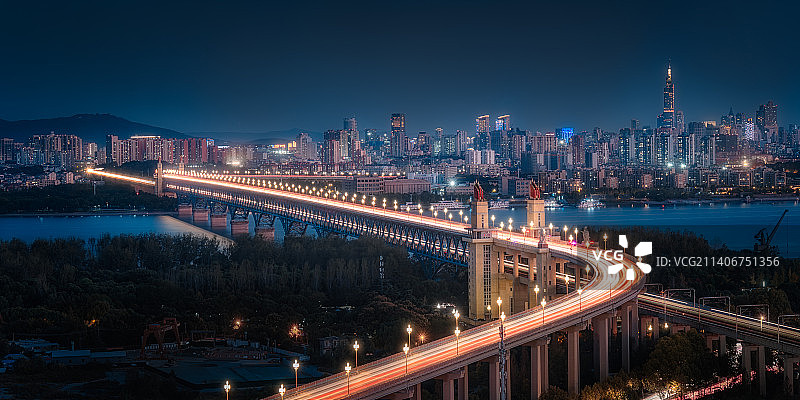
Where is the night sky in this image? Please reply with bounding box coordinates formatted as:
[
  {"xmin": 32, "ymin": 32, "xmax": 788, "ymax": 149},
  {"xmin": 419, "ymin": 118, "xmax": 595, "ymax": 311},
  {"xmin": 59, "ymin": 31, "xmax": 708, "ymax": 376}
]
[{"xmin": 1, "ymin": 1, "xmax": 798, "ymax": 136}]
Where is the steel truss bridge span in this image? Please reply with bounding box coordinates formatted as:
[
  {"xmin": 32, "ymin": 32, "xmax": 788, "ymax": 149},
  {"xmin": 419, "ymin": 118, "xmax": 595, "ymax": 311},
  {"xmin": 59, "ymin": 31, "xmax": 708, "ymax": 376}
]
[{"xmin": 165, "ymin": 173, "xmax": 470, "ymax": 265}]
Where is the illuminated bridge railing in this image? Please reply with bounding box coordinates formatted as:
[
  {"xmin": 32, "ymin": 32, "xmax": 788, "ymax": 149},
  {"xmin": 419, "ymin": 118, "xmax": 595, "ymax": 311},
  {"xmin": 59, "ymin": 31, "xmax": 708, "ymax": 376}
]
[
  {"xmin": 165, "ymin": 176, "xmax": 470, "ymax": 265},
  {"xmin": 639, "ymin": 293, "xmax": 800, "ymax": 355}
]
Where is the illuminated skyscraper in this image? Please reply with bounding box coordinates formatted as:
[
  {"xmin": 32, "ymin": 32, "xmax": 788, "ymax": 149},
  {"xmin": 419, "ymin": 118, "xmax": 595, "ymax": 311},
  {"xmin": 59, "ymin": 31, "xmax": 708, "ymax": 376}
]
[
  {"xmin": 657, "ymin": 61, "xmax": 675, "ymax": 129},
  {"xmin": 476, "ymin": 115, "xmax": 491, "ymax": 134},
  {"xmin": 756, "ymin": 101, "xmax": 778, "ymax": 130},
  {"xmin": 495, "ymin": 115, "xmax": 510, "ymax": 131},
  {"xmin": 390, "ymin": 113, "xmax": 406, "ymax": 157},
  {"xmin": 343, "ymin": 116, "xmax": 357, "ymax": 132}
]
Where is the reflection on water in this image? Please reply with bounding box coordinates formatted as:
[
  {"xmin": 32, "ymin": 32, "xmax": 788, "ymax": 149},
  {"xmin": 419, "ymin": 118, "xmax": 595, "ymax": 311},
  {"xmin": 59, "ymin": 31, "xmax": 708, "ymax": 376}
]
[{"xmin": 1, "ymin": 200, "xmax": 798, "ymax": 257}]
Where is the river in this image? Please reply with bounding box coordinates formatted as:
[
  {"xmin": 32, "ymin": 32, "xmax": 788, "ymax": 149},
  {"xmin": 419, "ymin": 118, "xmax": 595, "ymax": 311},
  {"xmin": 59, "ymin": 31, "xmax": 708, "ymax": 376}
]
[{"xmin": 0, "ymin": 200, "xmax": 798, "ymax": 257}]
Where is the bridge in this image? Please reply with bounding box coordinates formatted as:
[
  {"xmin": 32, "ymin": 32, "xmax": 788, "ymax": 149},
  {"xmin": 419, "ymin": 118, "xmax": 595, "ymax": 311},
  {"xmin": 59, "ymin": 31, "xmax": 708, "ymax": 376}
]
[{"xmin": 87, "ymin": 167, "xmax": 800, "ymax": 398}]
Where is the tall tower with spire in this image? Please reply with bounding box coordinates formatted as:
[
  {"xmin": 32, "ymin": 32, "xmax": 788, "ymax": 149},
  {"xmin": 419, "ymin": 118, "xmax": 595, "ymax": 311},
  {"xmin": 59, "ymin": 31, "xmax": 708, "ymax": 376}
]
[{"xmin": 657, "ymin": 60, "xmax": 675, "ymax": 129}]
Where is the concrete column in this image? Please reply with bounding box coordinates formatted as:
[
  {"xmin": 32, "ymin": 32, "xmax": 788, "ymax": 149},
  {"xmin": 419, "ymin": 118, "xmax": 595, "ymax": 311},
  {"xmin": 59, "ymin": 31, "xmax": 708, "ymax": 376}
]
[
  {"xmin": 458, "ymin": 366, "xmax": 469, "ymax": 400},
  {"xmin": 512, "ymin": 253, "xmax": 519, "ymax": 278},
  {"xmin": 592, "ymin": 314, "xmax": 609, "ymax": 381},
  {"xmin": 757, "ymin": 345, "xmax": 766, "ymax": 397},
  {"xmin": 255, "ymin": 226, "xmax": 275, "ymax": 241},
  {"xmin": 567, "ymin": 326, "xmax": 580, "ymax": 395},
  {"xmin": 743, "ymin": 345, "xmax": 753, "ymax": 384},
  {"xmin": 487, "ymin": 356, "xmax": 500, "ymax": 400},
  {"xmin": 413, "ymin": 383, "xmax": 422, "ymax": 400},
  {"xmin": 630, "ymin": 301, "xmax": 639, "ymax": 349},
  {"xmin": 621, "ymin": 305, "xmax": 631, "ymax": 372},
  {"xmin": 442, "ymin": 376, "xmax": 455, "ymax": 400},
  {"xmin": 718, "ymin": 335, "xmax": 726, "ymax": 357},
  {"xmin": 785, "ymin": 357, "xmax": 798, "ymax": 396}
]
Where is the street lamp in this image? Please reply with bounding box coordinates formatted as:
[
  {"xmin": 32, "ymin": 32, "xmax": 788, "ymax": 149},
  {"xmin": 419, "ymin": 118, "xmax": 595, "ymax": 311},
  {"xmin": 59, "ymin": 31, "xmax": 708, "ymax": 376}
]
[
  {"xmin": 345, "ymin": 362, "xmax": 352, "ymax": 395},
  {"xmin": 278, "ymin": 383, "xmax": 284, "ymax": 400},
  {"xmin": 293, "ymin": 359, "xmax": 300, "ymax": 388},
  {"xmin": 497, "ymin": 296, "xmax": 503, "ymax": 316},
  {"xmin": 224, "ymin": 381, "xmax": 231, "ymax": 400},
  {"xmin": 760, "ymin": 315, "xmax": 765, "ymax": 331},
  {"xmin": 353, "ymin": 341, "xmax": 360, "ymax": 369},
  {"xmin": 407, "ymin": 325, "xmax": 413, "ymax": 347},
  {"xmin": 454, "ymin": 328, "xmax": 460, "ymax": 355},
  {"xmin": 563, "ymin": 225, "xmax": 568, "ymax": 240},
  {"xmin": 491, "ymin": 215, "xmax": 496, "ymax": 227},
  {"xmin": 603, "ymin": 233, "xmax": 608, "ymax": 250},
  {"xmin": 577, "ymin": 288, "xmax": 583, "ymax": 311},
  {"xmin": 534, "ymin": 285, "xmax": 539, "ymax": 305},
  {"xmin": 541, "ymin": 298, "xmax": 547, "ymax": 326},
  {"xmin": 499, "ymin": 311, "xmax": 508, "ymax": 400},
  {"xmin": 403, "ymin": 344, "xmax": 410, "ymax": 392},
  {"xmin": 564, "ymin": 275, "xmax": 570, "ymax": 294}
]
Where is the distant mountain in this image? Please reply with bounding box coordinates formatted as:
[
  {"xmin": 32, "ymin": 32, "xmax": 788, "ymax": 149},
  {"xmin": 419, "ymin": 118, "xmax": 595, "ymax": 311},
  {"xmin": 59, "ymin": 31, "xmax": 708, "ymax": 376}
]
[
  {"xmin": 189, "ymin": 128, "xmax": 323, "ymax": 145},
  {"xmin": 0, "ymin": 114, "xmax": 188, "ymax": 145}
]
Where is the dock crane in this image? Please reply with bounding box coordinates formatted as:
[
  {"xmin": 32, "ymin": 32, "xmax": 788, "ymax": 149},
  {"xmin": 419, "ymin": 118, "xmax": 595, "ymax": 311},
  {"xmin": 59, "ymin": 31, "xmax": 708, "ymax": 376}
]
[{"xmin": 754, "ymin": 209, "xmax": 788, "ymax": 253}]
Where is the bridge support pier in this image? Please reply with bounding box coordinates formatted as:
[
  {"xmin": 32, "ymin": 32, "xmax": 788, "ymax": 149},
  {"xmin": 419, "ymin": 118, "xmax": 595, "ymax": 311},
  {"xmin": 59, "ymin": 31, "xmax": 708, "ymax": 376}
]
[
  {"xmin": 436, "ymin": 367, "xmax": 467, "ymax": 400},
  {"xmin": 210, "ymin": 213, "xmax": 227, "ymax": 228},
  {"xmin": 177, "ymin": 204, "xmax": 193, "ymax": 217},
  {"xmin": 592, "ymin": 313, "xmax": 610, "ymax": 381},
  {"xmin": 485, "ymin": 354, "xmax": 510, "ymax": 400},
  {"xmin": 566, "ymin": 325, "xmax": 581, "ymax": 395},
  {"xmin": 639, "ymin": 316, "xmax": 659, "ymax": 341},
  {"xmin": 785, "ymin": 357, "xmax": 799, "ymax": 396},
  {"xmin": 527, "ymin": 338, "xmax": 549, "ymax": 400},
  {"xmin": 620, "ymin": 303, "xmax": 634, "ymax": 372},
  {"xmin": 192, "ymin": 208, "xmax": 208, "ymax": 222},
  {"xmin": 230, "ymin": 219, "xmax": 249, "ymax": 236},
  {"xmin": 705, "ymin": 334, "xmax": 727, "ymax": 357},
  {"xmin": 743, "ymin": 345, "xmax": 766, "ymax": 396}
]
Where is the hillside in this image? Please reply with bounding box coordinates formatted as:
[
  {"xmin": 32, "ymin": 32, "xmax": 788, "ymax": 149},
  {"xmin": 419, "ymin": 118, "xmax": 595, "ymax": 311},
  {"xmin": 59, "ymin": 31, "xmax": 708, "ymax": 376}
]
[{"xmin": 0, "ymin": 114, "xmax": 188, "ymax": 144}]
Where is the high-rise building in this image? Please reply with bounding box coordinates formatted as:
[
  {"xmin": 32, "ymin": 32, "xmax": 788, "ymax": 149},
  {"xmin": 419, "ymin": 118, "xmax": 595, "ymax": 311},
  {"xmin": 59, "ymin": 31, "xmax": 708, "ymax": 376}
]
[
  {"xmin": 390, "ymin": 113, "xmax": 406, "ymax": 157},
  {"xmin": 476, "ymin": 115, "xmax": 491, "ymax": 134},
  {"xmin": 296, "ymin": 132, "xmax": 316, "ymax": 160},
  {"xmin": 455, "ymin": 130, "xmax": 468, "ymax": 155},
  {"xmin": 496, "ymin": 115, "xmax": 510, "ymax": 131},
  {"xmin": 657, "ymin": 61, "xmax": 675, "ymax": 129},
  {"xmin": 631, "ymin": 119, "xmax": 640, "ymax": 131},
  {"xmin": 343, "ymin": 116, "xmax": 357, "ymax": 132},
  {"xmin": 1, "ymin": 138, "xmax": 15, "ymax": 163},
  {"xmin": 756, "ymin": 101, "xmax": 778, "ymax": 130}
]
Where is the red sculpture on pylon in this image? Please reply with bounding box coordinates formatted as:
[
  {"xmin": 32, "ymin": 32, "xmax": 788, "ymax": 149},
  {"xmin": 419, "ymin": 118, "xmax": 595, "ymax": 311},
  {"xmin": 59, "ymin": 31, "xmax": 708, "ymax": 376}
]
[
  {"xmin": 529, "ymin": 181, "xmax": 541, "ymax": 200},
  {"xmin": 473, "ymin": 181, "xmax": 485, "ymax": 201}
]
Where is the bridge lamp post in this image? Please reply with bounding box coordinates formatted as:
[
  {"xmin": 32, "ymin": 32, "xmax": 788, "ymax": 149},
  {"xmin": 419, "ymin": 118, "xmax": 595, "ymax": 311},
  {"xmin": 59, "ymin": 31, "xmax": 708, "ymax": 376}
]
[
  {"xmin": 403, "ymin": 344, "xmax": 410, "ymax": 392},
  {"xmin": 407, "ymin": 325, "xmax": 413, "ymax": 347},
  {"xmin": 577, "ymin": 288, "xmax": 583, "ymax": 312},
  {"xmin": 603, "ymin": 233, "xmax": 608, "ymax": 250},
  {"xmin": 491, "ymin": 215, "xmax": 495, "ymax": 227},
  {"xmin": 345, "ymin": 362, "xmax": 352, "ymax": 395},
  {"xmin": 278, "ymin": 383, "xmax": 284, "ymax": 399},
  {"xmin": 499, "ymin": 311, "xmax": 508, "ymax": 400},
  {"xmin": 459, "ymin": 210, "xmax": 463, "ymax": 221},
  {"xmin": 534, "ymin": 285, "xmax": 539, "ymax": 305},
  {"xmin": 564, "ymin": 275, "xmax": 570, "ymax": 294},
  {"xmin": 224, "ymin": 381, "xmax": 231, "ymax": 400},
  {"xmin": 454, "ymin": 328, "xmax": 460, "ymax": 355},
  {"xmin": 760, "ymin": 315, "xmax": 764, "ymax": 332},
  {"xmin": 353, "ymin": 341, "xmax": 359, "ymax": 369},
  {"xmin": 548, "ymin": 222, "xmax": 553, "ymax": 237},
  {"xmin": 563, "ymin": 225, "xmax": 568, "ymax": 240},
  {"xmin": 448, "ymin": 214, "xmax": 453, "ymax": 226},
  {"xmin": 541, "ymin": 298, "xmax": 547, "ymax": 326},
  {"xmin": 293, "ymin": 360, "xmax": 300, "ymax": 388},
  {"xmin": 508, "ymin": 218, "xmax": 513, "ymax": 233}
]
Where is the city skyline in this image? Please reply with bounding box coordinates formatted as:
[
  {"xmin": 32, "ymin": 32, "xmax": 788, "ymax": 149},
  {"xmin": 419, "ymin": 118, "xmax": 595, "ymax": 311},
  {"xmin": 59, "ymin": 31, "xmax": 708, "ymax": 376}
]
[{"xmin": 1, "ymin": 1, "xmax": 799, "ymax": 135}]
